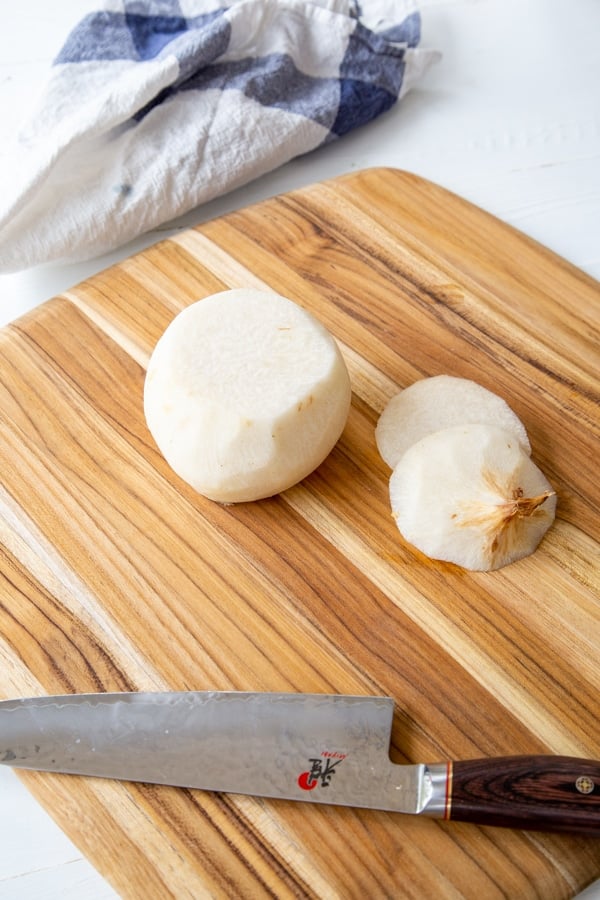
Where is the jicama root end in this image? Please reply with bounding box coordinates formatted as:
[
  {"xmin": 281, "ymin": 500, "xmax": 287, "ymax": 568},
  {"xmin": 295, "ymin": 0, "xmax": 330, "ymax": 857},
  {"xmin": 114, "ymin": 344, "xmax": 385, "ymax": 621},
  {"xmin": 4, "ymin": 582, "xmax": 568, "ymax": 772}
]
[{"xmin": 389, "ymin": 424, "xmax": 557, "ymax": 571}]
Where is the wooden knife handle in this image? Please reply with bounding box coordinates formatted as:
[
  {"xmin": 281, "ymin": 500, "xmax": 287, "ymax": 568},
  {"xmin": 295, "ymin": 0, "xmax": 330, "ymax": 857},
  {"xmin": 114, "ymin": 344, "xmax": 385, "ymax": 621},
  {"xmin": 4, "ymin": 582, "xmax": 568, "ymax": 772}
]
[{"xmin": 445, "ymin": 756, "xmax": 600, "ymax": 835}]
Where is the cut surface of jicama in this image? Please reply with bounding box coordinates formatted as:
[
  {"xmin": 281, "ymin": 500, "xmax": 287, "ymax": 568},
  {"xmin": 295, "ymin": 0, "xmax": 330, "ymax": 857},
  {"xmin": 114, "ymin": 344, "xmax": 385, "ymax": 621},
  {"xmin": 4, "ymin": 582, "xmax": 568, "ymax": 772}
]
[
  {"xmin": 144, "ymin": 289, "xmax": 351, "ymax": 502},
  {"xmin": 376, "ymin": 375, "xmax": 531, "ymax": 469},
  {"xmin": 389, "ymin": 424, "xmax": 556, "ymax": 571}
]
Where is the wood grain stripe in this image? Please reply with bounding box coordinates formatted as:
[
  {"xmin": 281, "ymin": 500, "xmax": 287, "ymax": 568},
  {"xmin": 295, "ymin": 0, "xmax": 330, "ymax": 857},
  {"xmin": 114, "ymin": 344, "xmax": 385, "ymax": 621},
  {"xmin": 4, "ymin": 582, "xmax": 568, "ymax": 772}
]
[{"xmin": 280, "ymin": 485, "xmax": 591, "ymax": 757}]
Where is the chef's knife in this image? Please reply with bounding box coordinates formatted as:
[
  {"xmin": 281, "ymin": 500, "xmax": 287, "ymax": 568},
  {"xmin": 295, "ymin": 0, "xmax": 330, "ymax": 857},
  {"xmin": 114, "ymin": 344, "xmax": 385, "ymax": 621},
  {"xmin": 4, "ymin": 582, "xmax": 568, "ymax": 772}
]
[{"xmin": 1, "ymin": 691, "xmax": 599, "ymax": 834}]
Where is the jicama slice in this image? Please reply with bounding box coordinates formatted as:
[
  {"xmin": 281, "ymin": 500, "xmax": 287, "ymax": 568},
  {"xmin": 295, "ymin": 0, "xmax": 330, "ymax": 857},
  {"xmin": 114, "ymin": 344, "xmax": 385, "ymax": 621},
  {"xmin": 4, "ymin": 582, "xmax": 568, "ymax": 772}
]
[
  {"xmin": 376, "ymin": 375, "xmax": 531, "ymax": 469},
  {"xmin": 389, "ymin": 424, "xmax": 556, "ymax": 571},
  {"xmin": 144, "ymin": 288, "xmax": 351, "ymax": 503}
]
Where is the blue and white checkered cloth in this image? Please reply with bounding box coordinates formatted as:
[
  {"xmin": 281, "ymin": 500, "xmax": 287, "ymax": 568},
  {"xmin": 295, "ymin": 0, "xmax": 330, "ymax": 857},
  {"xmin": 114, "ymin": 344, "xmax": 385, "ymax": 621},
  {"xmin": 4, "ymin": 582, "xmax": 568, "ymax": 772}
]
[{"xmin": 0, "ymin": 0, "xmax": 438, "ymax": 271}]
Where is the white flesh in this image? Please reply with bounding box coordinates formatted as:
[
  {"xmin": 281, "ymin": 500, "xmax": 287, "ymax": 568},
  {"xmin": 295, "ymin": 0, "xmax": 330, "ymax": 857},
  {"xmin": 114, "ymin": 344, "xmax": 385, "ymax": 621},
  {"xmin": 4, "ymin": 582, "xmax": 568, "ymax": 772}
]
[
  {"xmin": 144, "ymin": 289, "xmax": 351, "ymax": 502},
  {"xmin": 389, "ymin": 424, "xmax": 556, "ymax": 571},
  {"xmin": 376, "ymin": 375, "xmax": 531, "ymax": 469}
]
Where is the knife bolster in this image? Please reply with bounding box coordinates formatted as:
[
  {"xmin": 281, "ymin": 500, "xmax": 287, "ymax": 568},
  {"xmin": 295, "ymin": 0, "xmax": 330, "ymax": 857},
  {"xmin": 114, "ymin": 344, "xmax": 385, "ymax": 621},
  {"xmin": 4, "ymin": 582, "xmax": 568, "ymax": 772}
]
[{"xmin": 420, "ymin": 762, "xmax": 452, "ymax": 818}]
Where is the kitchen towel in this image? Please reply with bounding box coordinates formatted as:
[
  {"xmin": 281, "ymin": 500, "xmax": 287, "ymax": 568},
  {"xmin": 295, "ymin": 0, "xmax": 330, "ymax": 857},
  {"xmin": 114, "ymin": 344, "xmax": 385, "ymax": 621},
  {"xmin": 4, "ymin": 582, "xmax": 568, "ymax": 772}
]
[{"xmin": 0, "ymin": 0, "xmax": 438, "ymax": 271}]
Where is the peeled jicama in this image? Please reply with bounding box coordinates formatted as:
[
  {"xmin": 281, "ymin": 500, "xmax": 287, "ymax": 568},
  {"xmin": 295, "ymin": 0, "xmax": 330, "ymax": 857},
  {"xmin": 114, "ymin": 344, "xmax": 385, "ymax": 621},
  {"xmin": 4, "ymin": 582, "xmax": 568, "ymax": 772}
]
[
  {"xmin": 376, "ymin": 375, "xmax": 531, "ymax": 469},
  {"xmin": 389, "ymin": 424, "xmax": 556, "ymax": 571},
  {"xmin": 144, "ymin": 288, "xmax": 351, "ymax": 503}
]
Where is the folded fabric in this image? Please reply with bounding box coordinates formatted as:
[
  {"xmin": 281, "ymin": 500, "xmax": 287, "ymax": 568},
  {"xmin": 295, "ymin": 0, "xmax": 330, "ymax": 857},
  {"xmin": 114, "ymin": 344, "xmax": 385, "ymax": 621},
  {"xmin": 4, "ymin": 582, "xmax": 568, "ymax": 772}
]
[{"xmin": 0, "ymin": 0, "xmax": 438, "ymax": 271}]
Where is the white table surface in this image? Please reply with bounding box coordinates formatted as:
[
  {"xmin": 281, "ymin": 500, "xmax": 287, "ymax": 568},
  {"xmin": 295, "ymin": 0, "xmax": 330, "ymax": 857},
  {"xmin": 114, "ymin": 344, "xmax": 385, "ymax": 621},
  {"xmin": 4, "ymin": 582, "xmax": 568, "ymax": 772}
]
[{"xmin": 1, "ymin": 0, "xmax": 599, "ymax": 897}]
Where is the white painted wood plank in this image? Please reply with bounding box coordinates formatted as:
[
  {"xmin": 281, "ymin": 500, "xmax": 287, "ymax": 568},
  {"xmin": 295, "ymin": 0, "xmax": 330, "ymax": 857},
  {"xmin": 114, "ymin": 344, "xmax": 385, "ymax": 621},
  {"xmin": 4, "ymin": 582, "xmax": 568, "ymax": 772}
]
[{"xmin": 0, "ymin": 768, "xmax": 117, "ymax": 898}]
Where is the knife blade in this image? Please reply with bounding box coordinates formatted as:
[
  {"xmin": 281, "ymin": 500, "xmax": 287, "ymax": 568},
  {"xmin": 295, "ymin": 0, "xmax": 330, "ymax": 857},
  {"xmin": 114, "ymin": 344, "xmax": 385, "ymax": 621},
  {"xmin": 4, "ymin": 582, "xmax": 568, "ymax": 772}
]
[{"xmin": 1, "ymin": 691, "xmax": 599, "ymax": 835}]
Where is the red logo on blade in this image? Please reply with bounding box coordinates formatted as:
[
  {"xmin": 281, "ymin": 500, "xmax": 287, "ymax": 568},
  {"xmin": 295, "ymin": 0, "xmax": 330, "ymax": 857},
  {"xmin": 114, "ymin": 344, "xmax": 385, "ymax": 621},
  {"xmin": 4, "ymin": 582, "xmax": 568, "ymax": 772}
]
[
  {"xmin": 297, "ymin": 753, "xmax": 347, "ymax": 791},
  {"xmin": 297, "ymin": 771, "xmax": 318, "ymax": 791}
]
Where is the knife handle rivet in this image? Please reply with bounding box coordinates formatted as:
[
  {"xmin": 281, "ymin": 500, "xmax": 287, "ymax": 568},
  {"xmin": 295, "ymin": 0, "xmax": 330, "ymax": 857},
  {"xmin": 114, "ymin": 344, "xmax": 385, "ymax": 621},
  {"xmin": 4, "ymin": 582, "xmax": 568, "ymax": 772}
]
[{"xmin": 575, "ymin": 775, "xmax": 595, "ymax": 794}]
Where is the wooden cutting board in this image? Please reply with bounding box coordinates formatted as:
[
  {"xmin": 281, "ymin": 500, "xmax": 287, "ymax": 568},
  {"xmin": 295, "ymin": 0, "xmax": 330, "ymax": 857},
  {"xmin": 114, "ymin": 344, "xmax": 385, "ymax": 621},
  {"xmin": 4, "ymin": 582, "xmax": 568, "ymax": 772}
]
[{"xmin": 1, "ymin": 168, "xmax": 599, "ymax": 898}]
